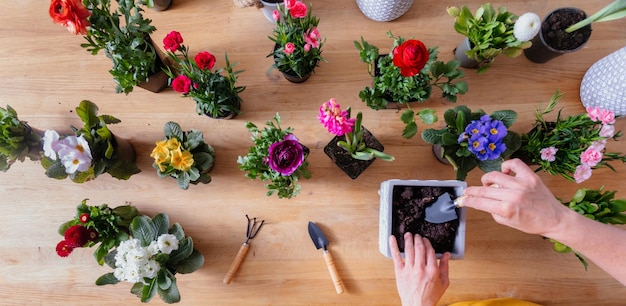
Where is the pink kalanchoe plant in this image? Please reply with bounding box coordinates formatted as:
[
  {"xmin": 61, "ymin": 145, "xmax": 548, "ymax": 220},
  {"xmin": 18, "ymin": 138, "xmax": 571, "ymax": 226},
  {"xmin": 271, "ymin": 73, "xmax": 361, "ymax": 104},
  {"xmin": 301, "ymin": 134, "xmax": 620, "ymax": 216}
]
[
  {"xmin": 318, "ymin": 98, "xmax": 394, "ymax": 161},
  {"xmin": 518, "ymin": 90, "xmax": 626, "ymax": 183}
]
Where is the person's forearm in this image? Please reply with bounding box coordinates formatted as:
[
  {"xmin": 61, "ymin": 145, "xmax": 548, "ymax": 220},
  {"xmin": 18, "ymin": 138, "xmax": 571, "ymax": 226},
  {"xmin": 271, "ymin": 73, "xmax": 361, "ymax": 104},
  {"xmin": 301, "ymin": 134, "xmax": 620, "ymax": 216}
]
[{"xmin": 547, "ymin": 209, "xmax": 626, "ymax": 285}]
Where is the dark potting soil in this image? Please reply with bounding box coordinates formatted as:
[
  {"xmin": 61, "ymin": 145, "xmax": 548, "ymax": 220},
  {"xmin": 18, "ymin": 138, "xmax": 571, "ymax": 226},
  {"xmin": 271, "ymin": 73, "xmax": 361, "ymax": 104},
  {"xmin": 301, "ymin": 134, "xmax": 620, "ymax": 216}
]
[
  {"xmin": 542, "ymin": 9, "xmax": 592, "ymax": 51},
  {"xmin": 391, "ymin": 185, "xmax": 459, "ymax": 254},
  {"xmin": 323, "ymin": 128, "xmax": 383, "ymax": 179}
]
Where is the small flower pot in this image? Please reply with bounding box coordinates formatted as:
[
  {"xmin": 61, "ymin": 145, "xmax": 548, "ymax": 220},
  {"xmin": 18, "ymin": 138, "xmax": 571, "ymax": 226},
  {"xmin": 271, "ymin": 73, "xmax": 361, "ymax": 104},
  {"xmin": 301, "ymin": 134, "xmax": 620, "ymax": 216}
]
[
  {"xmin": 152, "ymin": 0, "xmax": 172, "ymax": 11},
  {"xmin": 379, "ymin": 179, "xmax": 466, "ymax": 259},
  {"xmin": 523, "ymin": 7, "xmax": 591, "ymax": 64},
  {"xmin": 356, "ymin": 0, "xmax": 414, "ymax": 22},
  {"xmin": 260, "ymin": 0, "xmax": 284, "ymax": 24},
  {"xmin": 137, "ymin": 36, "xmax": 171, "ymax": 93},
  {"xmin": 431, "ymin": 144, "xmax": 450, "ymax": 165},
  {"xmin": 281, "ymin": 71, "xmax": 312, "ymax": 83},
  {"xmin": 372, "ymin": 55, "xmax": 419, "ymax": 109},
  {"xmin": 453, "ymin": 38, "xmax": 479, "ymax": 69},
  {"xmin": 198, "ymin": 97, "xmax": 242, "ymax": 120},
  {"xmin": 580, "ymin": 46, "xmax": 626, "ymax": 116},
  {"xmin": 113, "ymin": 135, "xmax": 137, "ymax": 164},
  {"xmin": 323, "ymin": 127, "xmax": 384, "ymax": 179}
]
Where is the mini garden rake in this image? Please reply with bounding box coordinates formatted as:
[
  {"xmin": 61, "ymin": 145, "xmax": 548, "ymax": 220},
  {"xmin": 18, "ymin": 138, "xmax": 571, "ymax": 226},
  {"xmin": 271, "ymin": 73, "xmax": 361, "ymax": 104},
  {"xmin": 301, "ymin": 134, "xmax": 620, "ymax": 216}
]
[{"xmin": 223, "ymin": 214, "xmax": 265, "ymax": 284}]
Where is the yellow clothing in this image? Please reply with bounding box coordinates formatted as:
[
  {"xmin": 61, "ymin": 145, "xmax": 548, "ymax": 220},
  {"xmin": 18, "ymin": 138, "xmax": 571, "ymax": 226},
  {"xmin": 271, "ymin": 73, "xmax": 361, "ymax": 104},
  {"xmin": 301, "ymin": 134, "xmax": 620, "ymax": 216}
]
[{"xmin": 449, "ymin": 297, "xmax": 542, "ymax": 306}]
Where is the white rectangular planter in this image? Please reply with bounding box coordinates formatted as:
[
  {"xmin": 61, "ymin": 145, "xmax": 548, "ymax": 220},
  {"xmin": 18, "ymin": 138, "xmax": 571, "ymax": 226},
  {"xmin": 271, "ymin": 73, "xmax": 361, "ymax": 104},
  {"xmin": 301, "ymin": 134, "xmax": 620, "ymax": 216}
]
[{"xmin": 379, "ymin": 179, "xmax": 467, "ymax": 259}]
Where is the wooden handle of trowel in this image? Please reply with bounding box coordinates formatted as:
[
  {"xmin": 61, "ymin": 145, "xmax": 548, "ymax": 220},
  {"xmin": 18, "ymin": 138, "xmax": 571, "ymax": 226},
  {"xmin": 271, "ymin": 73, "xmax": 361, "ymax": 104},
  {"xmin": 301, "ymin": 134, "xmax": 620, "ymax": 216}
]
[
  {"xmin": 223, "ymin": 242, "xmax": 250, "ymax": 284},
  {"xmin": 324, "ymin": 250, "xmax": 345, "ymax": 294}
]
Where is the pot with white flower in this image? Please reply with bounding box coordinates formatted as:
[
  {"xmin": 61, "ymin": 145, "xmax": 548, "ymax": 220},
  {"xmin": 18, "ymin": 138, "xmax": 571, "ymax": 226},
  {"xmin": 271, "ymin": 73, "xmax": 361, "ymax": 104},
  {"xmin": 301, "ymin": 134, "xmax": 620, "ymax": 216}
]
[
  {"xmin": 447, "ymin": 4, "xmax": 540, "ymax": 74},
  {"xmin": 0, "ymin": 105, "xmax": 43, "ymax": 172},
  {"xmin": 151, "ymin": 121, "xmax": 216, "ymax": 190},
  {"xmin": 355, "ymin": 32, "xmax": 468, "ymax": 139},
  {"xmin": 41, "ymin": 100, "xmax": 141, "ymax": 183},
  {"xmin": 237, "ymin": 113, "xmax": 311, "ymax": 199},
  {"xmin": 268, "ymin": 0, "xmax": 325, "ymax": 83},
  {"xmin": 318, "ymin": 98, "xmax": 394, "ymax": 179},
  {"xmin": 421, "ymin": 105, "xmax": 521, "ymax": 181},
  {"xmin": 163, "ymin": 31, "xmax": 245, "ymax": 119},
  {"xmin": 580, "ymin": 46, "xmax": 626, "ymax": 117},
  {"xmin": 515, "ymin": 90, "xmax": 626, "ymax": 183},
  {"xmin": 49, "ymin": 0, "xmax": 170, "ymax": 94}
]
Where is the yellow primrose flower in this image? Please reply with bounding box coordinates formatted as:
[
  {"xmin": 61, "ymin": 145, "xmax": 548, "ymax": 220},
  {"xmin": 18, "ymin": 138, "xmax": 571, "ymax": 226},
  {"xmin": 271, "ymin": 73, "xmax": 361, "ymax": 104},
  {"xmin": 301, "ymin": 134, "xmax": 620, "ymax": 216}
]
[
  {"xmin": 166, "ymin": 138, "xmax": 181, "ymax": 150},
  {"xmin": 154, "ymin": 155, "xmax": 170, "ymax": 172},
  {"xmin": 170, "ymin": 149, "xmax": 194, "ymax": 171},
  {"xmin": 150, "ymin": 140, "xmax": 170, "ymax": 159}
]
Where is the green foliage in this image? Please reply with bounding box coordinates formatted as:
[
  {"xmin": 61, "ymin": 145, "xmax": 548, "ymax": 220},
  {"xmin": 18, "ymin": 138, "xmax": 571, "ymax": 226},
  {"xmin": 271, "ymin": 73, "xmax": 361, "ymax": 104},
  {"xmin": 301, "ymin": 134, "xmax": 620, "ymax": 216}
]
[
  {"xmin": 518, "ymin": 90, "xmax": 626, "ymax": 182},
  {"xmin": 566, "ymin": 0, "xmax": 626, "ymax": 32},
  {"xmin": 552, "ymin": 187, "xmax": 626, "ymax": 269},
  {"xmin": 268, "ymin": 1, "xmax": 325, "ymax": 78},
  {"xmin": 40, "ymin": 100, "xmax": 141, "ymax": 183},
  {"xmin": 421, "ymin": 105, "xmax": 520, "ymax": 180},
  {"xmin": 81, "ymin": 0, "xmax": 159, "ymax": 94},
  {"xmin": 237, "ymin": 113, "xmax": 311, "ymax": 199},
  {"xmin": 448, "ymin": 3, "xmax": 531, "ymax": 74},
  {"xmin": 336, "ymin": 109, "xmax": 394, "ymax": 162},
  {"xmin": 0, "ymin": 105, "xmax": 42, "ymax": 171},
  {"xmin": 97, "ymin": 212, "xmax": 204, "ymax": 304},
  {"xmin": 151, "ymin": 122, "xmax": 216, "ymax": 190},
  {"xmin": 164, "ymin": 43, "xmax": 245, "ymax": 118},
  {"xmin": 355, "ymin": 32, "xmax": 467, "ymax": 139}
]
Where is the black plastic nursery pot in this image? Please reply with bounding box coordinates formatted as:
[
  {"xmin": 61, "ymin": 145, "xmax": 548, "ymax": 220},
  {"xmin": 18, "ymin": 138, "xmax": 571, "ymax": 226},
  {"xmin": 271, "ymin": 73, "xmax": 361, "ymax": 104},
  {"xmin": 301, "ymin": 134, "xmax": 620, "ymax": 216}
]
[{"xmin": 323, "ymin": 127, "xmax": 384, "ymax": 179}]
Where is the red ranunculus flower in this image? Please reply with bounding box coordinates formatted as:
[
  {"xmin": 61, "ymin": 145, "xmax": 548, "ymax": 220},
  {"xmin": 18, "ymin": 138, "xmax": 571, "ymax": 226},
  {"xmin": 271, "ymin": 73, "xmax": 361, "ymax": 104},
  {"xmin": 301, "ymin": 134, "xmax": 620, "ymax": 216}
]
[
  {"xmin": 171, "ymin": 75, "xmax": 192, "ymax": 94},
  {"xmin": 49, "ymin": 0, "xmax": 91, "ymax": 35},
  {"xmin": 163, "ymin": 31, "xmax": 183, "ymax": 52},
  {"xmin": 194, "ymin": 51, "xmax": 216, "ymax": 70},
  {"xmin": 392, "ymin": 39, "xmax": 429, "ymax": 77},
  {"xmin": 289, "ymin": 1, "xmax": 308, "ymax": 18},
  {"xmin": 56, "ymin": 240, "xmax": 74, "ymax": 257},
  {"xmin": 79, "ymin": 213, "xmax": 89, "ymax": 223},
  {"xmin": 64, "ymin": 225, "xmax": 89, "ymax": 247}
]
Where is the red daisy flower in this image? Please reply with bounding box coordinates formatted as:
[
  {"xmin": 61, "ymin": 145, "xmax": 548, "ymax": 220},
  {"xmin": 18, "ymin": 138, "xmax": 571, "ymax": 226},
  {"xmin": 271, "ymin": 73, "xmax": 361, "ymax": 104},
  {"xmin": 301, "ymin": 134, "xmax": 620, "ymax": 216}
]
[
  {"xmin": 79, "ymin": 213, "xmax": 90, "ymax": 223},
  {"xmin": 56, "ymin": 240, "xmax": 74, "ymax": 257},
  {"xmin": 64, "ymin": 225, "xmax": 90, "ymax": 247},
  {"xmin": 87, "ymin": 228, "xmax": 99, "ymax": 241}
]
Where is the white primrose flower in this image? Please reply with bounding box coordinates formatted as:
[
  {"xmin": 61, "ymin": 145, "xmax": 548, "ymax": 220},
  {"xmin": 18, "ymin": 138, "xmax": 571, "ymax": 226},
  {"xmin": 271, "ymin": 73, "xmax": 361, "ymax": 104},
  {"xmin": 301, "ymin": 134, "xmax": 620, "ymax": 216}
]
[
  {"xmin": 42, "ymin": 130, "xmax": 61, "ymax": 160},
  {"xmin": 147, "ymin": 240, "xmax": 159, "ymax": 257},
  {"xmin": 157, "ymin": 234, "xmax": 180, "ymax": 254},
  {"xmin": 58, "ymin": 135, "xmax": 93, "ymax": 174},
  {"xmin": 143, "ymin": 259, "xmax": 160, "ymax": 279},
  {"xmin": 514, "ymin": 12, "xmax": 541, "ymax": 42}
]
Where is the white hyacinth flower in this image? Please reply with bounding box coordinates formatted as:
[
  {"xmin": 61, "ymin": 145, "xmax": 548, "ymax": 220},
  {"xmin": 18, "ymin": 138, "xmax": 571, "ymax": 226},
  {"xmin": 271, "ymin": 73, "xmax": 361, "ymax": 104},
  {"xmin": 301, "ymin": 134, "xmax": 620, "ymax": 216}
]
[
  {"xmin": 157, "ymin": 234, "xmax": 180, "ymax": 254},
  {"xmin": 514, "ymin": 12, "xmax": 541, "ymax": 42}
]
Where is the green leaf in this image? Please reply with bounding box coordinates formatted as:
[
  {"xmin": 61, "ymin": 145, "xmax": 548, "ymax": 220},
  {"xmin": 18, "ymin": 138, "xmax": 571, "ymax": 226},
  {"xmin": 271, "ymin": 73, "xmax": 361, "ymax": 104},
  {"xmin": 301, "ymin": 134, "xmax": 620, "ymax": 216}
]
[
  {"xmin": 418, "ymin": 108, "xmax": 437, "ymax": 124},
  {"xmin": 164, "ymin": 122, "xmax": 183, "ymax": 139},
  {"xmin": 491, "ymin": 110, "xmax": 518, "ymax": 128},
  {"xmin": 168, "ymin": 223, "xmax": 185, "ymax": 240},
  {"xmin": 141, "ymin": 278, "xmax": 157, "ymax": 303},
  {"xmin": 400, "ymin": 110, "xmax": 415, "ymax": 124},
  {"xmin": 169, "ymin": 237, "xmax": 193, "ymax": 264},
  {"xmin": 131, "ymin": 215, "xmax": 157, "ymax": 246},
  {"xmin": 157, "ymin": 269, "xmax": 172, "ymax": 290},
  {"xmin": 152, "ymin": 213, "xmax": 170, "ymax": 236},
  {"xmin": 95, "ymin": 273, "xmax": 120, "ymax": 286},
  {"xmin": 76, "ymin": 100, "xmax": 99, "ymax": 127},
  {"xmin": 421, "ymin": 129, "xmax": 445, "ymax": 145},
  {"xmin": 402, "ymin": 122, "xmax": 418, "ymax": 139},
  {"xmin": 157, "ymin": 278, "xmax": 180, "ymax": 304},
  {"xmin": 175, "ymin": 249, "xmax": 205, "ymax": 274}
]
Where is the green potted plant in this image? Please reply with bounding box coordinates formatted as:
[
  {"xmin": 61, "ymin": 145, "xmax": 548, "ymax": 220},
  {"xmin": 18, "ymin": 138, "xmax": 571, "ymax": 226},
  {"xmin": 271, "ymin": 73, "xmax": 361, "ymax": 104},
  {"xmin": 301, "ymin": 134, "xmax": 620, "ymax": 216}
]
[
  {"xmin": 516, "ymin": 90, "xmax": 626, "ymax": 183},
  {"xmin": 0, "ymin": 105, "xmax": 42, "ymax": 172},
  {"xmin": 56, "ymin": 199, "xmax": 204, "ymax": 304},
  {"xmin": 448, "ymin": 4, "xmax": 540, "ymax": 73},
  {"xmin": 238, "ymin": 113, "xmax": 311, "ymax": 198},
  {"xmin": 41, "ymin": 100, "xmax": 141, "ymax": 183},
  {"xmin": 267, "ymin": 0, "xmax": 325, "ymax": 82},
  {"xmin": 49, "ymin": 0, "xmax": 168, "ymax": 94},
  {"xmin": 551, "ymin": 187, "xmax": 626, "ymax": 269},
  {"xmin": 355, "ymin": 31, "xmax": 468, "ymax": 139},
  {"xmin": 150, "ymin": 121, "xmax": 216, "ymax": 190},
  {"xmin": 162, "ymin": 31, "xmax": 245, "ymax": 119},
  {"xmin": 421, "ymin": 106, "xmax": 520, "ymax": 181},
  {"xmin": 318, "ymin": 98, "xmax": 394, "ymax": 179}
]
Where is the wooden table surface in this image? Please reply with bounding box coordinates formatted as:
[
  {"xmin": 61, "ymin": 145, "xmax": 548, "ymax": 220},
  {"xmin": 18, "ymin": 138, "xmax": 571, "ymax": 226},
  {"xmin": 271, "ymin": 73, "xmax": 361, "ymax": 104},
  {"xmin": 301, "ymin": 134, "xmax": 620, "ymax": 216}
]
[{"xmin": 1, "ymin": 0, "xmax": 626, "ymax": 305}]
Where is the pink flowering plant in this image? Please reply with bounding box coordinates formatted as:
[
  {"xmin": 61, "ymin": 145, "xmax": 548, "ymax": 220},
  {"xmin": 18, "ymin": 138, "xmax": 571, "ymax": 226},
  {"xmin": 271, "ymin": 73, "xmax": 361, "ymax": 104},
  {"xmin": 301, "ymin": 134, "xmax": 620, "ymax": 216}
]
[
  {"xmin": 238, "ymin": 113, "xmax": 311, "ymax": 199},
  {"xmin": 163, "ymin": 31, "xmax": 245, "ymax": 118},
  {"xmin": 318, "ymin": 98, "xmax": 394, "ymax": 161},
  {"xmin": 40, "ymin": 100, "xmax": 140, "ymax": 183},
  {"xmin": 268, "ymin": 0, "xmax": 325, "ymax": 78},
  {"xmin": 57, "ymin": 200, "xmax": 204, "ymax": 304},
  {"xmin": 422, "ymin": 105, "xmax": 520, "ymax": 181},
  {"xmin": 518, "ymin": 91, "xmax": 626, "ymax": 183}
]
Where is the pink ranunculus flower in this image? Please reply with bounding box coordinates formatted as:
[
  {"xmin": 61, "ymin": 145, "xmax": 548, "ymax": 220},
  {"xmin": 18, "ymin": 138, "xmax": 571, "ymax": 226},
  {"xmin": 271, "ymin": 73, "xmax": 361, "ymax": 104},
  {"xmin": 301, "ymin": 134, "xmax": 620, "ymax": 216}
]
[
  {"xmin": 284, "ymin": 42, "xmax": 296, "ymax": 55},
  {"xmin": 289, "ymin": 1, "xmax": 308, "ymax": 18},
  {"xmin": 599, "ymin": 109, "xmax": 616, "ymax": 124},
  {"xmin": 580, "ymin": 146, "xmax": 603, "ymax": 167},
  {"xmin": 574, "ymin": 164, "xmax": 592, "ymax": 183},
  {"xmin": 540, "ymin": 147, "xmax": 558, "ymax": 162},
  {"xmin": 272, "ymin": 9, "xmax": 280, "ymax": 21},
  {"xmin": 318, "ymin": 98, "xmax": 355, "ymax": 136},
  {"xmin": 303, "ymin": 27, "xmax": 321, "ymax": 49},
  {"xmin": 599, "ymin": 124, "xmax": 615, "ymax": 138}
]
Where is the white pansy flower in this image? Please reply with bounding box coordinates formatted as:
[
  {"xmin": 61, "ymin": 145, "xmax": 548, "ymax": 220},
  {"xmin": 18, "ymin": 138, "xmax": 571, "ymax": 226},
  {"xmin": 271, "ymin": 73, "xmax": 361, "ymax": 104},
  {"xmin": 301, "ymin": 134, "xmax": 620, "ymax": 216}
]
[
  {"xmin": 514, "ymin": 12, "xmax": 541, "ymax": 42},
  {"xmin": 157, "ymin": 234, "xmax": 180, "ymax": 254},
  {"xmin": 42, "ymin": 130, "xmax": 60, "ymax": 160}
]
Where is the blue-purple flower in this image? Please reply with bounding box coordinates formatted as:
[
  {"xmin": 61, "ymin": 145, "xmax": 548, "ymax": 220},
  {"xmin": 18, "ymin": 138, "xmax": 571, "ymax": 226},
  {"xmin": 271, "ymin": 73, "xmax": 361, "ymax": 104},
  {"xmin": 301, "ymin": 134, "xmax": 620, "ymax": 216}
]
[
  {"xmin": 459, "ymin": 115, "xmax": 508, "ymax": 161},
  {"xmin": 267, "ymin": 134, "xmax": 305, "ymax": 176}
]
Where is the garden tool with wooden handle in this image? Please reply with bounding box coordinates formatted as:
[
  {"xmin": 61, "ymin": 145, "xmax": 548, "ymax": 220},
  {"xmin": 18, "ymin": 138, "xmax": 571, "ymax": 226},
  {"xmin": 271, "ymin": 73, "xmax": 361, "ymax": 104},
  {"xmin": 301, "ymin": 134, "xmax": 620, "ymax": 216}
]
[{"xmin": 223, "ymin": 215, "xmax": 265, "ymax": 284}]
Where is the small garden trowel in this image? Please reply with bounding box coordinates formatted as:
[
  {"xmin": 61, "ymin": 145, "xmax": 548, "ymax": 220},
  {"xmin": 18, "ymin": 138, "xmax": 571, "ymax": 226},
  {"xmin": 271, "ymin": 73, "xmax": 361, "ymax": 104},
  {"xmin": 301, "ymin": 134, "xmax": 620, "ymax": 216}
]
[{"xmin": 424, "ymin": 192, "xmax": 459, "ymax": 224}]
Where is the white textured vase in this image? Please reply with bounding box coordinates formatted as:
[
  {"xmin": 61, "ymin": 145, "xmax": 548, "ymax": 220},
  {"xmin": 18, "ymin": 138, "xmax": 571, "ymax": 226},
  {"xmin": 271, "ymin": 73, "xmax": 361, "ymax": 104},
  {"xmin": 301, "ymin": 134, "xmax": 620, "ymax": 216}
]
[
  {"xmin": 580, "ymin": 47, "xmax": 626, "ymax": 116},
  {"xmin": 356, "ymin": 0, "xmax": 414, "ymax": 22}
]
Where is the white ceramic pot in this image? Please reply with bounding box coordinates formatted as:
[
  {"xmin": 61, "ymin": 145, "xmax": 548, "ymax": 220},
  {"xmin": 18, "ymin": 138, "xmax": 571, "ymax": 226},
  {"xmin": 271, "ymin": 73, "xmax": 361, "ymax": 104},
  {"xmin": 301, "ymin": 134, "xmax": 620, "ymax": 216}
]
[
  {"xmin": 260, "ymin": 0, "xmax": 283, "ymax": 23},
  {"xmin": 580, "ymin": 46, "xmax": 626, "ymax": 116},
  {"xmin": 379, "ymin": 179, "xmax": 466, "ymax": 260},
  {"xmin": 356, "ymin": 0, "xmax": 414, "ymax": 22}
]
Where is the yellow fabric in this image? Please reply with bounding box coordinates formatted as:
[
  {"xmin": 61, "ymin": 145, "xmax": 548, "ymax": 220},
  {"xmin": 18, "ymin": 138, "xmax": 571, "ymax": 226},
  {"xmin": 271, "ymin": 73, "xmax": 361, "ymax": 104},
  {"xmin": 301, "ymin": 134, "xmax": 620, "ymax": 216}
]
[{"xmin": 449, "ymin": 297, "xmax": 542, "ymax": 306}]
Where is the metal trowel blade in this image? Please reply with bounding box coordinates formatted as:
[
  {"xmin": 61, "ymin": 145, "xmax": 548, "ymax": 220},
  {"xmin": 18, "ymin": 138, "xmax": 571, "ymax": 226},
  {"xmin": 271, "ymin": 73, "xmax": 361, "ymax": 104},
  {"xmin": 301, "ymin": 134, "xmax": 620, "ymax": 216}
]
[{"xmin": 424, "ymin": 192, "xmax": 458, "ymax": 224}]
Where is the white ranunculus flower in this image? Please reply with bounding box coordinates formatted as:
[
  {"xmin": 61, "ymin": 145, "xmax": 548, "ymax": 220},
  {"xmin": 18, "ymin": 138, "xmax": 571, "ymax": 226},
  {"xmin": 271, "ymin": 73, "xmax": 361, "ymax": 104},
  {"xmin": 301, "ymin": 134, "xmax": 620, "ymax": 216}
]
[
  {"xmin": 157, "ymin": 234, "xmax": 180, "ymax": 254},
  {"xmin": 514, "ymin": 12, "xmax": 541, "ymax": 42}
]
